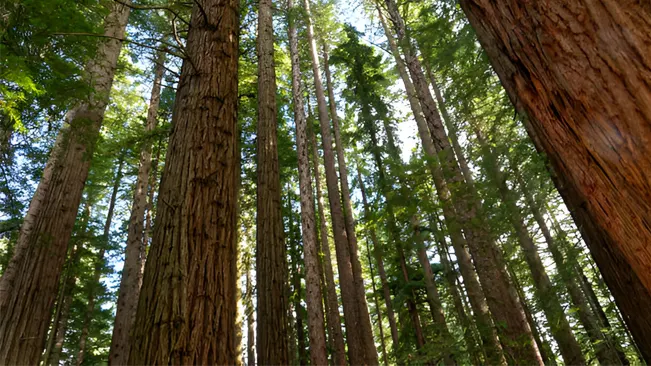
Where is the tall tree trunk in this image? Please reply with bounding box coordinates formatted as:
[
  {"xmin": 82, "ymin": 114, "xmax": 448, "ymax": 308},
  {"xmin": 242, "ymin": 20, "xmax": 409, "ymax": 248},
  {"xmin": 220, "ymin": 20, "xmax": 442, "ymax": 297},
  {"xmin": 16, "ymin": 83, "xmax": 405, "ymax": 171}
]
[
  {"xmin": 459, "ymin": 1, "xmax": 651, "ymax": 359},
  {"xmin": 364, "ymin": 236, "xmax": 389, "ymax": 366},
  {"xmin": 412, "ymin": 221, "xmax": 456, "ymax": 364},
  {"xmin": 286, "ymin": 3, "xmax": 329, "ymax": 363},
  {"xmin": 516, "ymin": 169, "xmax": 628, "ymax": 365},
  {"xmin": 0, "ymin": 2, "xmax": 130, "ymax": 363},
  {"xmin": 141, "ymin": 138, "xmax": 161, "ymax": 275},
  {"xmin": 357, "ymin": 168, "xmax": 400, "ymax": 351},
  {"xmin": 109, "ymin": 48, "xmax": 165, "ymax": 365},
  {"xmin": 291, "ymin": 258, "xmax": 308, "ymax": 366},
  {"xmin": 77, "ymin": 157, "xmax": 124, "ymax": 366},
  {"xmin": 474, "ymin": 127, "xmax": 586, "ymax": 365},
  {"xmin": 431, "ymin": 216, "xmax": 483, "ymax": 365},
  {"xmin": 508, "ymin": 265, "xmax": 557, "ymax": 366},
  {"xmin": 256, "ymin": 0, "xmax": 290, "ymax": 362},
  {"xmin": 309, "ymin": 125, "xmax": 347, "ymax": 366},
  {"xmin": 383, "ymin": 2, "xmax": 541, "ymax": 363},
  {"xmin": 127, "ymin": 0, "xmax": 239, "ymax": 362},
  {"xmin": 378, "ymin": 9, "xmax": 505, "ymax": 364},
  {"xmin": 303, "ymin": 0, "xmax": 371, "ymax": 363},
  {"xmin": 245, "ymin": 264, "xmax": 255, "ymax": 366},
  {"xmin": 322, "ymin": 45, "xmax": 379, "ymax": 365}
]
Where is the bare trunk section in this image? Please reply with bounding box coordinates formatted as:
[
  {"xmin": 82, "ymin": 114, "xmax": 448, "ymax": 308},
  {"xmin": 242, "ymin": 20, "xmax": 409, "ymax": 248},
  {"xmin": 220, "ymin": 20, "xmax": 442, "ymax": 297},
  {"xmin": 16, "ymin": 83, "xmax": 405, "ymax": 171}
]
[
  {"xmin": 0, "ymin": 3, "xmax": 130, "ymax": 363},
  {"xmin": 358, "ymin": 169, "xmax": 400, "ymax": 351},
  {"xmin": 77, "ymin": 158, "xmax": 123, "ymax": 366},
  {"xmin": 412, "ymin": 222, "xmax": 456, "ymax": 364},
  {"xmin": 127, "ymin": 0, "xmax": 239, "ymax": 362},
  {"xmin": 286, "ymin": 2, "xmax": 329, "ymax": 362},
  {"xmin": 109, "ymin": 49, "xmax": 165, "ymax": 366},
  {"xmin": 516, "ymin": 169, "xmax": 627, "ymax": 365},
  {"xmin": 459, "ymin": 1, "xmax": 651, "ymax": 359},
  {"xmin": 303, "ymin": 0, "xmax": 370, "ymax": 363},
  {"xmin": 309, "ymin": 126, "xmax": 347, "ymax": 366},
  {"xmin": 256, "ymin": 0, "xmax": 290, "ymax": 363},
  {"xmin": 474, "ymin": 128, "xmax": 586, "ymax": 365},
  {"xmin": 364, "ymin": 238, "xmax": 389, "ymax": 366},
  {"xmin": 377, "ymin": 9, "xmax": 505, "ymax": 364},
  {"xmin": 245, "ymin": 265, "xmax": 255, "ymax": 366},
  {"xmin": 323, "ymin": 46, "xmax": 379, "ymax": 365},
  {"xmin": 383, "ymin": 1, "xmax": 541, "ymax": 362}
]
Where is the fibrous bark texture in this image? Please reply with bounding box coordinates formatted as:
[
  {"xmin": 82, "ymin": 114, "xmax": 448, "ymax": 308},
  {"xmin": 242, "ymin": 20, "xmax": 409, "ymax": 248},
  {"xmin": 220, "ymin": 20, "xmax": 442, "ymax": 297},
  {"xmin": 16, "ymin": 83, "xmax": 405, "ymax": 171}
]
[
  {"xmin": 109, "ymin": 48, "xmax": 165, "ymax": 366},
  {"xmin": 126, "ymin": 0, "xmax": 239, "ymax": 363},
  {"xmin": 0, "ymin": 2, "xmax": 130, "ymax": 363},
  {"xmin": 458, "ymin": 1, "xmax": 651, "ymax": 359},
  {"xmin": 287, "ymin": 0, "xmax": 328, "ymax": 362},
  {"xmin": 256, "ymin": 0, "xmax": 290, "ymax": 363}
]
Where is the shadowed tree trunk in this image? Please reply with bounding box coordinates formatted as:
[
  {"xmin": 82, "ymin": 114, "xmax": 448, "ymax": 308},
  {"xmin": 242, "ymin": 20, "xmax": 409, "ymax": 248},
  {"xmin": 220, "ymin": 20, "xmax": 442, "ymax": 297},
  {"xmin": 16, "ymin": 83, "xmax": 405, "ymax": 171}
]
[
  {"xmin": 77, "ymin": 158, "xmax": 124, "ymax": 366},
  {"xmin": 127, "ymin": 0, "xmax": 239, "ymax": 362},
  {"xmin": 109, "ymin": 48, "xmax": 166, "ymax": 366},
  {"xmin": 286, "ymin": 1, "xmax": 329, "ymax": 362},
  {"xmin": 377, "ymin": 9, "xmax": 505, "ymax": 364},
  {"xmin": 308, "ymin": 123, "xmax": 347, "ymax": 366},
  {"xmin": 303, "ymin": 0, "xmax": 372, "ymax": 363},
  {"xmin": 383, "ymin": 1, "xmax": 540, "ymax": 362},
  {"xmin": 358, "ymin": 168, "xmax": 400, "ymax": 351},
  {"xmin": 0, "ymin": 3, "xmax": 131, "ymax": 363},
  {"xmin": 323, "ymin": 45, "xmax": 379, "ymax": 365},
  {"xmin": 459, "ymin": 1, "xmax": 651, "ymax": 359},
  {"xmin": 256, "ymin": 0, "xmax": 290, "ymax": 362},
  {"xmin": 474, "ymin": 127, "xmax": 585, "ymax": 365}
]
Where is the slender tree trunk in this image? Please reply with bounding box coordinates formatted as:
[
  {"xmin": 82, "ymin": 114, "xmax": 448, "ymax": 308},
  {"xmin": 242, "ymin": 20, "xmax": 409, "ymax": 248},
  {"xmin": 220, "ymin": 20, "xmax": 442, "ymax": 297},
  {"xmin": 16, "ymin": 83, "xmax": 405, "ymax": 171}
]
[
  {"xmin": 363, "ymin": 230, "xmax": 389, "ymax": 366},
  {"xmin": 474, "ymin": 127, "xmax": 586, "ymax": 365},
  {"xmin": 308, "ymin": 126, "xmax": 347, "ymax": 366},
  {"xmin": 0, "ymin": 3, "xmax": 130, "ymax": 363},
  {"xmin": 412, "ymin": 221, "xmax": 456, "ymax": 364},
  {"xmin": 508, "ymin": 265, "xmax": 557, "ymax": 366},
  {"xmin": 77, "ymin": 158, "xmax": 123, "ymax": 366},
  {"xmin": 378, "ymin": 9, "xmax": 505, "ymax": 364},
  {"xmin": 109, "ymin": 48, "xmax": 165, "ymax": 365},
  {"xmin": 245, "ymin": 265, "xmax": 255, "ymax": 366},
  {"xmin": 516, "ymin": 169, "xmax": 627, "ymax": 365},
  {"xmin": 358, "ymin": 168, "xmax": 400, "ymax": 350},
  {"xmin": 459, "ymin": 1, "xmax": 651, "ymax": 359},
  {"xmin": 291, "ymin": 258, "xmax": 308, "ymax": 366},
  {"xmin": 127, "ymin": 0, "xmax": 239, "ymax": 362},
  {"xmin": 256, "ymin": 0, "xmax": 290, "ymax": 362},
  {"xmin": 303, "ymin": 0, "xmax": 371, "ymax": 363},
  {"xmin": 286, "ymin": 3, "xmax": 329, "ymax": 362},
  {"xmin": 383, "ymin": 1, "xmax": 541, "ymax": 363},
  {"xmin": 141, "ymin": 138, "xmax": 161, "ymax": 275},
  {"xmin": 322, "ymin": 45, "xmax": 379, "ymax": 365}
]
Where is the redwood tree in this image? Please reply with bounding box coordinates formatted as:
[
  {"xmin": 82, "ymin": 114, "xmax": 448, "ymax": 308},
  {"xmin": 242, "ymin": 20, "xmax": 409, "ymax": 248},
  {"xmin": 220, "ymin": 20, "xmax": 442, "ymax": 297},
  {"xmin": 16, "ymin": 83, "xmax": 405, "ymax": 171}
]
[
  {"xmin": 459, "ymin": 0, "xmax": 651, "ymax": 359},
  {"xmin": 126, "ymin": 0, "xmax": 240, "ymax": 362},
  {"xmin": 0, "ymin": 2, "xmax": 131, "ymax": 363}
]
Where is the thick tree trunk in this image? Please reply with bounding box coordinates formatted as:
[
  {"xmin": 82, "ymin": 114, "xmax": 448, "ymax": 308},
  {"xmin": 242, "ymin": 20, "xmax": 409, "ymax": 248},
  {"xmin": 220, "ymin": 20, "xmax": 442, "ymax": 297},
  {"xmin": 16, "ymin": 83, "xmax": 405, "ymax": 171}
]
[
  {"xmin": 0, "ymin": 3, "xmax": 130, "ymax": 363},
  {"xmin": 256, "ymin": 0, "xmax": 290, "ymax": 363},
  {"xmin": 378, "ymin": 9, "xmax": 506, "ymax": 364},
  {"xmin": 109, "ymin": 49, "xmax": 165, "ymax": 366},
  {"xmin": 516, "ymin": 169, "xmax": 627, "ymax": 365},
  {"xmin": 383, "ymin": 1, "xmax": 541, "ymax": 362},
  {"xmin": 303, "ymin": 0, "xmax": 371, "ymax": 363},
  {"xmin": 459, "ymin": 1, "xmax": 651, "ymax": 359},
  {"xmin": 322, "ymin": 46, "xmax": 379, "ymax": 365},
  {"xmin": 286, "ymin": 3, "xmax": 329, "ymax": 362},
  {"xmin": 77, "ymin": 158, "xmax": 123, "ymax": 366},
  {"xmin": 413, "ymin": 222, "xmax": 456, "ymax": 364},
  {"xmin": 127, "ymin": 0, "xmax": 239, "ymax": 362},
  {"xmin": 309, "ymin": 126, "xmax": 347, "ymax": 366},
  {"xmin": 474, "ymin": 128, "xmax": 585, "ymax": 365},
  {"xmin": 358, "ymin": 168, "xmax": 400, "ymax": 351}
]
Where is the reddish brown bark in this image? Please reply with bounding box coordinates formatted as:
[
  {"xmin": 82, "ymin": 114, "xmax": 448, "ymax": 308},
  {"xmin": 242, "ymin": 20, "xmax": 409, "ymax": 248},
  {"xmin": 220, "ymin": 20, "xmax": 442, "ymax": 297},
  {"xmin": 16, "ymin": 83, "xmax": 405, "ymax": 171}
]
[
  {"xmin": 127, "ymin": 0, "xmax": 239, "ymax": 362},
  {"xmin": 0, "ymin": 3, "xmax": 130, "ymax": 363},
  {"xmin": 256, "ymin": 0, "xmax": 290, "ymax": 362},
  {"xmin": 459, "ymin": 1, "xmax": 651, "ymax": 359}
]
